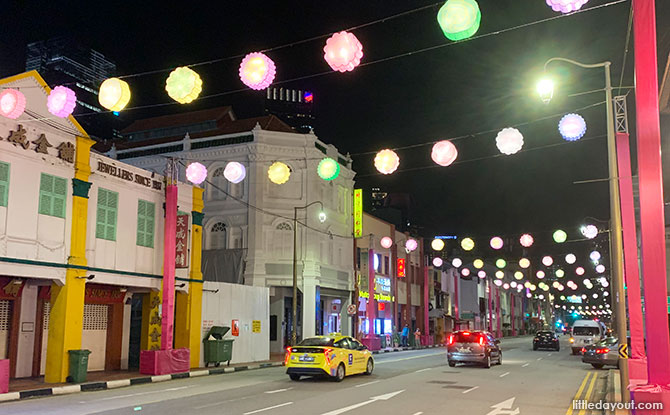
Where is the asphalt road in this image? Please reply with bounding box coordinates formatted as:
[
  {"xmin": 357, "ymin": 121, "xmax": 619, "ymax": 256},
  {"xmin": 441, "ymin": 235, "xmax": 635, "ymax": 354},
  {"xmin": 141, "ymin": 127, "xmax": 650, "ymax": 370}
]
[{"xmin": 2, "ymin": 335, "xmax": 606, "ymax": 415}]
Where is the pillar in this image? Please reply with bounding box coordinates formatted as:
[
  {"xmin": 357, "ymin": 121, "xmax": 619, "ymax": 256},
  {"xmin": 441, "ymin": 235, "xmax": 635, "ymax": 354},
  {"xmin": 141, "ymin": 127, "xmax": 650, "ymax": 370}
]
[
  {"xmin": 495, "ymin": 287, "xmax": 502, "ymax": 338},
  {"xmin": 140, "ymin": 291, "xmax": 162, "ymax": 351},
  {"xmin": 45, "ymin": 135, "xmax": 94, "ymax": 383},
  {"xmin": 511, "ymin": 294, "xmax": 516, "ymax": 336},
  {"xmin": 340, "ymin": 295, "xmax": 351, "ymax": 336},
  {"xmin": 174, "ymin": 188, "xmax": 204, "ymax": 368},
  {"xmin": 302, "ymin": 280, "xmax": 317, "ymax": 338}
]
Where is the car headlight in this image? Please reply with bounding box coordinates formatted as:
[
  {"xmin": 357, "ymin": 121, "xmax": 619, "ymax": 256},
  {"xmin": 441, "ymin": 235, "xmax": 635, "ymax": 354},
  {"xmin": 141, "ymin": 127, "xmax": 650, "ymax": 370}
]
[{"xmin": 569, "ymin": 338, "xmax": 575, "ymax": 343}]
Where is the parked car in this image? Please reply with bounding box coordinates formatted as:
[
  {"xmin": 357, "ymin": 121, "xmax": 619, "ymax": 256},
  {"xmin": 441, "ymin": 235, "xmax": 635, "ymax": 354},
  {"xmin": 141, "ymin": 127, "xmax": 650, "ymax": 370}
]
[
  {"xmin": 447, "ymin": 330, "xmax": 502, "ymax": 368},
  {"xmin": 569, "ymin": 320, "xmax": 605, "ymax": 355},
  {"xmin": 533, "ymin": 330, "xmax": 560, "ymax": 351},
  {"xmin": 582, "ymin": 337, "xmax": 620, "ymax": 369}
]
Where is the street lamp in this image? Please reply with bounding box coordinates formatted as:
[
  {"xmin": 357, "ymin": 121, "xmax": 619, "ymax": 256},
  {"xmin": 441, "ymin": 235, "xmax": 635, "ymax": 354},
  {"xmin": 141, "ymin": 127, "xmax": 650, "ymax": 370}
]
[
  {"xmin": 292, "ymin": 201, "xmax": 326, "ymax": 346},
  {"xmin": 538, "ymin": 57, "xmax": 628, "ymax": 402}
]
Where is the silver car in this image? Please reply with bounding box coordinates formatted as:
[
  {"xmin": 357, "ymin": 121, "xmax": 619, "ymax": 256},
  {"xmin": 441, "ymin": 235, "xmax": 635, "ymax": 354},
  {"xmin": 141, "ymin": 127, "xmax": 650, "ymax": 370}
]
[
  {"xmin": 447, "ymin": 330, "xmax": 502, "ymax": 368},
  {"xmin": 582, "ymin": 337, "xmax": 620, "ymax": 369}
]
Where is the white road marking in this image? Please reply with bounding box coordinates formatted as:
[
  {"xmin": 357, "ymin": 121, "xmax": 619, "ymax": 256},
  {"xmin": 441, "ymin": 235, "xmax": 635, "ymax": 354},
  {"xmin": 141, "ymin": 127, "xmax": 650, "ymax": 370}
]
[
  {"xmin": 320, "ymin": 391, "xmax": 404, "ymax": 415},
  {"xmin": 486, "ymin": 397, "xmax": 519, "ymax": 415},
  {"xmin": 548, "ymin": 353, "xmax": 553, "ymax": 357},
  {"xmin": 194, "ymin": 396, "xmax": 252, "ymax": 410},
  {"xmin": 355, "ymin": 380, "xmax": 380, "ymax": 388},
  {"xmin": 462, "ymin": 386, "xmax": 479, "ymax": 394},
  {"xmin": 522, "ymin": 363, "xmax": 530, "ymax": 367},
  {"xmin": 165, "ymin": 386, "xmax": 189, "ymax": 391},
  {"xmin": 412, "ymin": 412, "xmax": 424, "ymax": 415},
  {"xmin": 264, "ymin": 387, "xmax": 292, "ymax": 394},
  {"xmin": 376, "ymin": 351, "xmax": 444, "ymax": 364},
  {"xmin": 244, "ymin": 402, "xmax": 293, "ymax": 415},
  {"xmin": 414, "ymin": 368, "xmax": 431, "ymax": 373},
  {"xmin": 99, "ymin": 385, "xmax": 192, "ymax": 401},
  {"xmin": 499, "ymin": 372, "xmax": 510, "ymax": 378},
  {"xmin": 537, "ymin": 357, "xmax": 543, "ymax": 361}
]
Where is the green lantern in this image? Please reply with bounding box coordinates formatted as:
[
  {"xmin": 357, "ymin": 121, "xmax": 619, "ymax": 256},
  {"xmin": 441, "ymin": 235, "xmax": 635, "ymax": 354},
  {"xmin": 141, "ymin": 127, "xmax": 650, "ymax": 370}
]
[
  {"xmin": 437, "ymin": 0, "xmax": 481, "ymax": 41},
  {"xmin": 496, "ymin": 258, "xmax": 506, "ymax": 269},
  {"xmin": 317, "ymin": 157, "xmax": 340, "ymax": 181},
  {"xmin": 553, "ymin": 229, "xmax": 568, "ymax": 243}
]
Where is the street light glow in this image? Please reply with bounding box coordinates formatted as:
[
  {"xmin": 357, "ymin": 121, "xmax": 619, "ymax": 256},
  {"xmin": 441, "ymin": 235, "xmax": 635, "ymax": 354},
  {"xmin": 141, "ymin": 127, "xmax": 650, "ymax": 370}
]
[
  {"xmin": 536, "ymin": 78, "xmax": 554, "ymax": 103},
  {"xmin": 318, "ymin": 211, "xmax": 327, "ymax": 223}
]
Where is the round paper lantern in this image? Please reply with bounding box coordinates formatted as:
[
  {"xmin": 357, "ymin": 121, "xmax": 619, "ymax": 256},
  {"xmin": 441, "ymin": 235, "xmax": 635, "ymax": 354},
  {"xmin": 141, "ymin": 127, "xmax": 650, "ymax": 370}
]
[
  {"xmin": 494, "ymin": 279, "xmax": 503, "ymax": 287},
  {"xmin": 536, "ymin": 270, "xmax": 545, "ymax": 279},
  {"xmin": 478, "ymin": 270, "xmax": 486, "ymax": 279},
  {"xmin": 461, "ymin": 237, "xmax": 475, "ymax": 251},
  {"xmin": 461, "ymin": 268, "xmax": 471, "ymax": 277},
  {"xmin": 185, "ymin": 162, "xmax": 208, "ymax": 185},
  {"xmin": 575, "ymin": 267, "xmax": 585, "ymax": 276},
  {"xmin": 224, "ymin": 162, "xmax": 246, "ymax": 184},
  {"xmin": 374, "ymin": 149, "xmax": 400, "ymax": 174},
  {"xmin": 433, "ymin": 257, "xmax": 444, "ymax": 267},
  {"xmin": 473, "ymin": 259, "xmax": 484, "ymax": 269},
  {"xmin": 510, "ymin": 281, "xmax": 518, "ymax": 288},
  {"xmin": 495, "ymin": 128, "xmax": 524, "ymax": 155},
  {"xmin": 165, "ymin": 67, "xmax": 202, "ymax": 104},
  {"xmin": 496, "ymin": 259, "xmax": 506, "ymax": 269},
  {"xmin": 490, "ymin": 236, "xmax": 503, "ymax": 250},
  {"xmin": 590, "ymin": 251, "xmax": 601, "ymax": 261},
  {"xmin": 47, "ymin": 86, "xmax": 77, "ymax": 118},
  {"xmin": 268, "ymin": 162, "xmax": 291, "ymax": 184},
  {"xmin": 503, "ymin": 283, "xmax": 510, "ymax": 289},
  {"xmin": 519, "ymin": 234, "xmax": 534, "ymax": 248},
  {"xmin": 519, "ymin": 258, "xmax": 530, "ymax": 269},
  {"xmin": 431, "ymin": 140, "xmax": 458, "ymax": 167},
  {"xmin": 565, "ymin": 254, "xmax": 576, "ymax": 264},
  {"xmin": 581, "ymin": 224, "xmax": 598, "ymax": 239},
  {"xmin": 406, "ymin": 238, "xmax": 418, "ymax": 252},
  {"xmin": 542, "ymin": 256, "xmax": 553, "ymax": 266},
  {"xmin": 98, "ymin": 78, "xmax": 131, "ymax": 111},
  {"xmin": 437, "ymin": 0, "xmax": 481, "ymax": 41},
  {"xmin": 452, "ymin": 258, "xmax": 463, "ymax": 268},
  {"xmin": 552, "ymin": 281, "xmax": 560, "ymax": 289},
  {"xmin": 514, "ymin": 271, "xmax": 524, "ymax": 280},
  {"xmin": 317, "ymin": 157, "xmax": 340, "ymax": 181},
  {"xmin": 556, "ymin": 269, "xmax": 565, "ymax": 278},
  {"xmin": 431, "ymin": 238, "xmax": 445, "ymax": 251},
  {"xmin": 0, "ymin": 89, "xmax": 26, "ymax": 119},
  {"xmin": 553, "ymin": 229, "xmax": 568, "ymax": 243},
  {"xmin": 323, "ymin": 31, "xmax": 363, "ymax": 73},
  {"xmin": 239, "ymin": 52, "xmax": 276, "ymax": 90},
  {"xmin": 546, "ymin": 0, "xmax": 589, "ymax": 14},
  {"xmin": 558, "ymin": 113, "xmax": 587, "ymax": 141},
  {"xmin": 596, "ymin": 264, "xmax": 605, "ymax": 274},
  {"xmin": 380, "ymin": 237, "xmax": 393, "ymax": 249},
  {"xmin": 495, "ymin": 270, "xmax": 504, "ymax": 279}
]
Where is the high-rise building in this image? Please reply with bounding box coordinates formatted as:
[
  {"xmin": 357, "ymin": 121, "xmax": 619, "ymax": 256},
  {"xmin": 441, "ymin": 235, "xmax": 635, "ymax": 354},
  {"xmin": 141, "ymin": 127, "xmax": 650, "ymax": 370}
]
[
  {"xmin": 25, "ymin": 37, "xmax": 123, "ymax": 140},
  {"xmin": 264, "ymin": 87, "xmax": 315, "ymax": 133}
]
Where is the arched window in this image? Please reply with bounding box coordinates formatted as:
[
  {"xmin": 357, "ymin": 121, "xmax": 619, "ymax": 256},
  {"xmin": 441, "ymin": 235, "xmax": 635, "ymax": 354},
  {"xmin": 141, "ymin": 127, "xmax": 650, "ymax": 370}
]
[
  {"xmin": 276, "ymin": 222, "xmax": 292, "ymax": 231},
  {"xmin": 209, "ymin": 168, "xmax": 227, "ymax": 200},
  {"xmin": 210, "ymin": 222, "xmax": 227, "ymax": 249}
]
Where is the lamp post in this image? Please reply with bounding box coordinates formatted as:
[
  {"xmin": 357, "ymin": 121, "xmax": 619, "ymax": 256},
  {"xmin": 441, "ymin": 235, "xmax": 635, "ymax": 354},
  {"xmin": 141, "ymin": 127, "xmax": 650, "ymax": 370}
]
[
  {"xmin": 538, "ymin": 57, "xmax": 628, "ymax": 402},
  {"xmin": 291, "ymin": 201, "xmax": 326, "ymax": 346}
]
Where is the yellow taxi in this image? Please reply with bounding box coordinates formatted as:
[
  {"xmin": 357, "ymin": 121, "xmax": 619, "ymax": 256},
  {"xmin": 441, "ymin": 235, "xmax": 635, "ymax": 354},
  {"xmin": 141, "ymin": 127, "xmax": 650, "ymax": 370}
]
[{"xmin": 285, "ymin": 334, "xmax": 374, "ymax": 381}]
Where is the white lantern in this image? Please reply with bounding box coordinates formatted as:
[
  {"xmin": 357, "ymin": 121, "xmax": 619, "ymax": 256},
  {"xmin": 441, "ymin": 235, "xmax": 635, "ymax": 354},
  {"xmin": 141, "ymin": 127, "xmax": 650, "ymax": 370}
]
[
  {"xmin": 495, "ymin": 127, "xmax": 524, "ymax": 155},
  {"xmin": 224, "ymin": 162, "xmax": 246, "ymax": 184}
]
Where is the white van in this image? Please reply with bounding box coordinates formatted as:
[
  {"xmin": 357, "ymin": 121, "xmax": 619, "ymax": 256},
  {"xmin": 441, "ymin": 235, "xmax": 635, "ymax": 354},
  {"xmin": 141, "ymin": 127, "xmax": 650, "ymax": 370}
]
[{"xmin": 570, "ymin": 320, "xmax": 605, "ymax": 354}]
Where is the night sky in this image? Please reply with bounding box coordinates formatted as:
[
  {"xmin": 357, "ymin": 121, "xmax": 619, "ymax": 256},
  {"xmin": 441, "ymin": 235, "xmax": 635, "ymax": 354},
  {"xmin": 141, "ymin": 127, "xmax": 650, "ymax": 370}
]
[{"xmin": 1, "ymin": 0, "xmax": 668, "ymax": 243}]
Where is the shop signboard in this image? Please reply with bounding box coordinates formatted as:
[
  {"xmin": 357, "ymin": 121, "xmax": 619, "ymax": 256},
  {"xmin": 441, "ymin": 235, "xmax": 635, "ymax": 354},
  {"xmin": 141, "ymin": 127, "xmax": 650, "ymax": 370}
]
[
  {"xmin": 397, "ymin": 258, "xmax": 406, "ymax": 278},
  {"xmin": 353, "ymin": 189, "xmax": 363, "ymax": 238},
  {"xmin": 175, "ymin": 214, "xmax": 189, "ymax": 268}
]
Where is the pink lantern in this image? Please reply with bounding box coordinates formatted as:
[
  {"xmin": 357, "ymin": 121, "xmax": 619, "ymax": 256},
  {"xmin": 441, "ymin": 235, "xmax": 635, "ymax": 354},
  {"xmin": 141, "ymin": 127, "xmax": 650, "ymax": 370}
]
[
  {"xmin": 239, "ymin": 52, "xmax": 276, "ymax": 90},
  {"xmin": 536, "ymin": 270, "xmax": 545, "ymax": 279},
  {"xmin": 546, "ymin": 0, "xmax": 589, "ymax": 14},
  {"xmin": 431, "ymin": 140, "xmax": 458, "ymax": 167},
  {"xmin": 433, "ymin": 257, "xmax": 443, "ymax": 267},
  {"xmin": 575, "ymin": 267, "xmax": 585, "ymax": 276},
  {"xmin": 519, "ymin": 233, "xmax": 534, "ymax": 247},
  {"xmin": 461, "ymin": 268, "xmax": 471, "ymax": 277},
  {"xmin": 478, "ymin": 270, "xmax": 486, "ymax": 279},
  {"xmin": 0, "ymin": 89, "xmax": 26, "ymax": 119},
  {"xmin": 186, "ymin": 162, "xmax": 208, "ymax": 185},
  {"xmin": 494, "ymin": 279, "xmax": 503, "ymax": 287},
  {"xmin": 47, "ymin": 86, "xmax": 76, "ymax": 118},
  {"xmin": 380, "ymin": 236, "xmax": 393, "ymax": 249},
  {"xmin": 323, "ymin": 31, "xmax": 363, "ymax": 73},
  {"xmin": 405, "ymin": 238, "xmax": 418, "ymax": 252},
  {"xmin": 503, "ymin": 283, "xmax": 510, "ymax": 290},
  {"xmin": 490, "ymin": 236, "xmax": 503, "ymax": 250},
  {"xmin": 542, "ymin": 256, "xmax": 553, "ymax": 266}
]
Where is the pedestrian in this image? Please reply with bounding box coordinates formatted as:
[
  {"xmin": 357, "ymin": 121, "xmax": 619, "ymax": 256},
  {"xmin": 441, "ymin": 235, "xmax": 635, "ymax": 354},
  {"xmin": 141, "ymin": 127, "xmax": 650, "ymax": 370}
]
[
  {"xmin": 401, "ymin": 324, "xmax": 409, "ymax": 347},
  {"xmin": 414, "ymin": 328, "xmax": 421, "ymax": 347}
]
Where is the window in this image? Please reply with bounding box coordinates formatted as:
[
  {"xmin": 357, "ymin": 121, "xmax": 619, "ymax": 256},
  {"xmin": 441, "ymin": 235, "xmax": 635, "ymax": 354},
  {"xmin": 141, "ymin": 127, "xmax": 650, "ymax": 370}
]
[
  {"xmin": 0, "ymin": 162, "xmax": 8, "ymax": 207},
  {"xmin": 210, "ymin": 167, "xmax": 227, "ymax": 200},
  {"xmin": 210, "ymin": 222, "xmax": 226, "ymax": 249},
  {"xmin": 136, "ymin": 199, "xmax": 155, "ymax": 248},
  {"xmin": 276, "ymin": 222, "xmax": 292, "ymax": 231},
  {"xmin": 38, "ymin": 173, "xmax": 67, "ymax": 218},
  {"xmin": 96, "ymin": 188, "xmax": 118, "ymax": 241}
]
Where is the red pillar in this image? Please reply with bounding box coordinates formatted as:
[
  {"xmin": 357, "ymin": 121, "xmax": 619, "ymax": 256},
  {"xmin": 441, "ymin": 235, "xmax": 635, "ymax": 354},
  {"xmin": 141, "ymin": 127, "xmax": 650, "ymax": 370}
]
[
  {"xmin": 632, "ymin": 0, "xmax": 670, "ymax": 386},
  {"xmin": 161, "ymin": 182, "xmax": 177, "ymax": 350},
  {"xmin": 366, "ymin": 249, "xmax": 376, "ymax": 337},
  {"xmin": 511, "ymin": 293, "xmax": 516, "ymax": 336}
]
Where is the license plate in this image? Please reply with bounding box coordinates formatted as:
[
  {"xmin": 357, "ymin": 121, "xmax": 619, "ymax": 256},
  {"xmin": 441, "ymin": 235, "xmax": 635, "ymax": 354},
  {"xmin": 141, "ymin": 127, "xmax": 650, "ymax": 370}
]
[{"xmin": 299, "ymin": 355, "xmax": 314, "ymax": 362}]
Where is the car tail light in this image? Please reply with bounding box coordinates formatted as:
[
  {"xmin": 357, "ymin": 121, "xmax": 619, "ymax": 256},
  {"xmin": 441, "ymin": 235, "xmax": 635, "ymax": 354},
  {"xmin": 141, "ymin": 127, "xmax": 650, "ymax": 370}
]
[
  {"xmin": 324, "ymin": 348, "xmax": 334, "ymax": 364},
  {"xmin": 463, "ymin": 331, "xmax": 470, "ymax": 336},
  {"xmin": 569, "ymin": 337, "xmax": 575, "ymax": 343},
  {"xmin": 596, "ymin": 348, "xmax": 610, "ymax": 354},
  {"xmin": 478, "ymin": 336, "xmax": 484, "ymax": 346},
  {"xmin": 581, "ymin": 347, "xmax": 586, "ymax": 353},
  {"xmin": 284, "ymin": 347, "xmax": 291, "ymax": 365},
  {"xmin": 448, "ymin": 334, "xmax": 454, "ymax": 345}
]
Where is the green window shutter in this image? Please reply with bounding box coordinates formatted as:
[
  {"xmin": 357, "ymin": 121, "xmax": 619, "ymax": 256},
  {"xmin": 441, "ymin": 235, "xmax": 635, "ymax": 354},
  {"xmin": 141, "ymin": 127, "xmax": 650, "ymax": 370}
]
[
  {"xmin": 136, "ymin": 200, "xmax": 145, "ymax": 246},
  {"xmin": 96, "ymin": 188, "xmax": 118, "ymax": 241},
  {"xmin": 0, "ymin": 162, "xmax": 9, "ymax": 207},
  {"xmin": 52, "ymin": 177, "xmax": 67, "ymax": 218},
  {"xmin": 106, "ymin": 191, "xmax": 118, "ymax": 240},
  {"xmin": 136, "ymin": 200, "xmax": 154, "ymax": 248},
  {"xmin": 38, "ymin": 174, "xmax": 53, "ymax": 215},
  {"xmin": 38, "ymin": 173, "xmax": 66, "ymax": 218},
  {"xmin": 145, "ymin": 201, "xmax": 155, "ymax": 248}
]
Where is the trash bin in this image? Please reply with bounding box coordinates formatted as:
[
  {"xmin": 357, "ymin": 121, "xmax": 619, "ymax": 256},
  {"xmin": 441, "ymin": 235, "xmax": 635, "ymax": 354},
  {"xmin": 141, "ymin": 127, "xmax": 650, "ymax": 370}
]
[
  {"xmin": 203, "ymin": 326, "xmax": 234, "ymax": 367},
  {"xmin": 67, "ymin": 349, "xmax": 91, "ymax": 383}
]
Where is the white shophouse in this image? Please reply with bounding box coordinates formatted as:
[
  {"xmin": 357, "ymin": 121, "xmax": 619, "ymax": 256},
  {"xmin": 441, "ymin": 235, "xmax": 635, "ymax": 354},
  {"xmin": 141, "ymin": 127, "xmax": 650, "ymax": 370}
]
[{"xmin": 110, "ymin": 106, "xmax": 356, "ymax": 354}]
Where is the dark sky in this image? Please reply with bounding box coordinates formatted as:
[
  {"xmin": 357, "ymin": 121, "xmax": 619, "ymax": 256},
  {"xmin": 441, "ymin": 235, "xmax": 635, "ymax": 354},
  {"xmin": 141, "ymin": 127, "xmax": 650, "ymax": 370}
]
[{"xmin": 1, "ymin": 0, "xmax": 668, "ymax": 241}]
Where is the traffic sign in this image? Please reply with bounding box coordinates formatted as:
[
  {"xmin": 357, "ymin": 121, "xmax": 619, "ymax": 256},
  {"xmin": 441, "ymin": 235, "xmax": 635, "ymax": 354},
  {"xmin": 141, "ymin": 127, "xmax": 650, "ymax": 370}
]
[
  {"xmin": 347, "ymin": 304, "xmax": 357, "ymax": 316},
  {"xmin": 618, "ymin": 344, "xmax": 629, "ymax": 359}
]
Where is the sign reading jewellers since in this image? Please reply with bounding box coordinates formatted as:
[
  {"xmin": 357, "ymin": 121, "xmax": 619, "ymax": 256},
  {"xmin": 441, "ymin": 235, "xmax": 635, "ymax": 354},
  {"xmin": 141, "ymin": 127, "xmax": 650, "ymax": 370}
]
[{"xmin": 96, "ymin": 160, "xmax": 163, "ymax": 190}]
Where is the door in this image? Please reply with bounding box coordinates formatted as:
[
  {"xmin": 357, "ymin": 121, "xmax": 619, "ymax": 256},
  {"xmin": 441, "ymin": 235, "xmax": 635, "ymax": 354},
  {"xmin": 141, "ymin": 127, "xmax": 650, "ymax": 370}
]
[
  {"xmin": 128, "ymin": 295, "xmax": 143, "ymax": 369},
  {"xmin": 348, "ymin": 338, "xmax": 367, "ymax": 374}
]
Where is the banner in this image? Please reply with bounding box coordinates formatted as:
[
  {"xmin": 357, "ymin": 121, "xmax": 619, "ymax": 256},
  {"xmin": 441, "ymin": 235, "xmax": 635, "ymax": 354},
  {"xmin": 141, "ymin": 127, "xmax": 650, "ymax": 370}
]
[
  {"xmin": 39, "ymin": 284, "xmax": 125, "ymax": 304},
  {"xmin": 353, "ymin": 189, "xmax": 363, "ymax": 238},
  {"xmin": 175, "ymin": 214, "xmax": 189, "ymax": 268}
]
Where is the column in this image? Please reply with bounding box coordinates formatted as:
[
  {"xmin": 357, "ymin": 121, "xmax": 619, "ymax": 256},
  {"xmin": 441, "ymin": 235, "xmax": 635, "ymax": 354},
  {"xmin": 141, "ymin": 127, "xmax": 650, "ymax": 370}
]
[
  {"xmin": 365, "ymin": 249, "xmax": 376, "ymax": 336},
  {"xmin": 302, "ymin": 280, "xmax": 317, "ymax": 338},
  {"xmin": 495, "ymin": 287, "xmax": 502, "ymax": 338},
  {"xmin": 510, "ymin": 294, "xmax": 516, "ymax": 336},
  {"xmin": 140, "ymin": 291, "xmax": 162, "ymax": 351},
  {"xmin": 45, "ymin": 135, "xmax": 94, "ymax": 383},
  {"xmin": 174, "ymin": 187, "xmax": 204, "ymax": 368},
  {"xmin": 339, "ymin": 296, "xmax": 351, "ymax": 336}
]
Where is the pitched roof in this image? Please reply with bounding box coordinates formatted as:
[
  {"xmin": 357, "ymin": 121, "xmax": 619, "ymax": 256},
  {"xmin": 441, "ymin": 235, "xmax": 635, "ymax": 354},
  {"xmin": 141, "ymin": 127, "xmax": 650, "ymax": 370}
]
[{"xmin": 121, "ymin": 106, "xmax": 235, "ymax": 133}]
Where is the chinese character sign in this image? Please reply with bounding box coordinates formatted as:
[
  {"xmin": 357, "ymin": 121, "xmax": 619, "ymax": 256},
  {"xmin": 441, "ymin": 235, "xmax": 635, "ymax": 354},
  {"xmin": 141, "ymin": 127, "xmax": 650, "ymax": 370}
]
[
  {"xmin": 354, "ymin": 189, "xmax": 363, "ymax": 238},
  {"xmin": 397, "ymin": 258, "xmax": 406, "ymax": 278},
  {"xmin": 175, "ymin": 214, "xmax": 189, "ymax": 268}
]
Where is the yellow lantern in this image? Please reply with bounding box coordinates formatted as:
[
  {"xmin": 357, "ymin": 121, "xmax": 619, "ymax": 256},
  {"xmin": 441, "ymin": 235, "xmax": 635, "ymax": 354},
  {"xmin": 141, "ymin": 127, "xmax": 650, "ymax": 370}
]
[
  {"xmin": 473, "ymin": 259, "xmax": 484, "ymax": 269},
  {"xmin": 431, "ymin": 238, "xmax": 445, "ymax": 251},
  {"xmin": 514, "ymin": 271, "xmax": 524, "ymax": 280},
  {"xmin": 519, "ymin": 258, "xmax": 530, "ymax": 269},
  {"xmin": 165, "ymin": 67, "xmax": 202, "ymax": 104},
  {"xmin": 98, "ymin": 78, "xmax": 131, "ymax": 111},
  {"xmin": 461, "ymin": 237, "xmax": 475, "ymax": 251},
  {"xmin": 268, "ymin": 162, "xmax": 291, "ymax": 184}
]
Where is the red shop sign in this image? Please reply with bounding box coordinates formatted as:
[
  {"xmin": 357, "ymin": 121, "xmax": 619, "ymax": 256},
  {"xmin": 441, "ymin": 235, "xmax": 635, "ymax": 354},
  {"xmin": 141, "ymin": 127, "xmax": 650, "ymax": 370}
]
[
  {"xmin": 397, "ymin": 258, "xmax": 406, "ymax": 278},
  {"xmin": 176, "ymin": 214, "xmax": 189, "ymax": 268},
  {"xmin": 0, "ymin": 277, "xmax": 24, "ymax": 300}
]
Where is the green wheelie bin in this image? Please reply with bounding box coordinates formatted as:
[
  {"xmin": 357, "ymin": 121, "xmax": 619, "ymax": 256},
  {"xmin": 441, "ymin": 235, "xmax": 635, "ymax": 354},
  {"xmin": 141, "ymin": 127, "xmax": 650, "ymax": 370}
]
[
  {"xmin": 67, "ymin": 349, "xmax": 91, "ymax": 383},
  {"xmin": 203, "ymin": 326, "xmax": 234, "ymax": 367}
]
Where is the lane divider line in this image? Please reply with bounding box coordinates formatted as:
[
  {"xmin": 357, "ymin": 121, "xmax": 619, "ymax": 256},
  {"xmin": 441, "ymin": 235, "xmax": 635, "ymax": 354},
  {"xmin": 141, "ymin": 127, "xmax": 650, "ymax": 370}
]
[
  {"xmin": 537, "ymin": 357, "xmax": 543, "ymax": 361},
  {"xmin": 499, "ymin": 372, "xmax": 510, "ymax": 378},
  {"xmin": 414, "ymin": 368, "xmax": 431, "ymax": 373},
  {"xmin": 462, "ymin": 386, "xmax": 479, "ymax": 394},
  {"xmin": 264, "ymin": 388, "xmax": 292, "ymax": 394},
  {"xmin": 522, "ymin": 363, "xmax": 530, "ymax": 368},
  {"xmin": 355, "ymin": 380, "xmax": 380, "ymax": 388},
  {"xmin": 565, "ymin": 372, "xmax": 594, "ymax": 415},
  {"xmin": 243, "ymin": 401, "xmax": 293, "ymax": 415}
]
